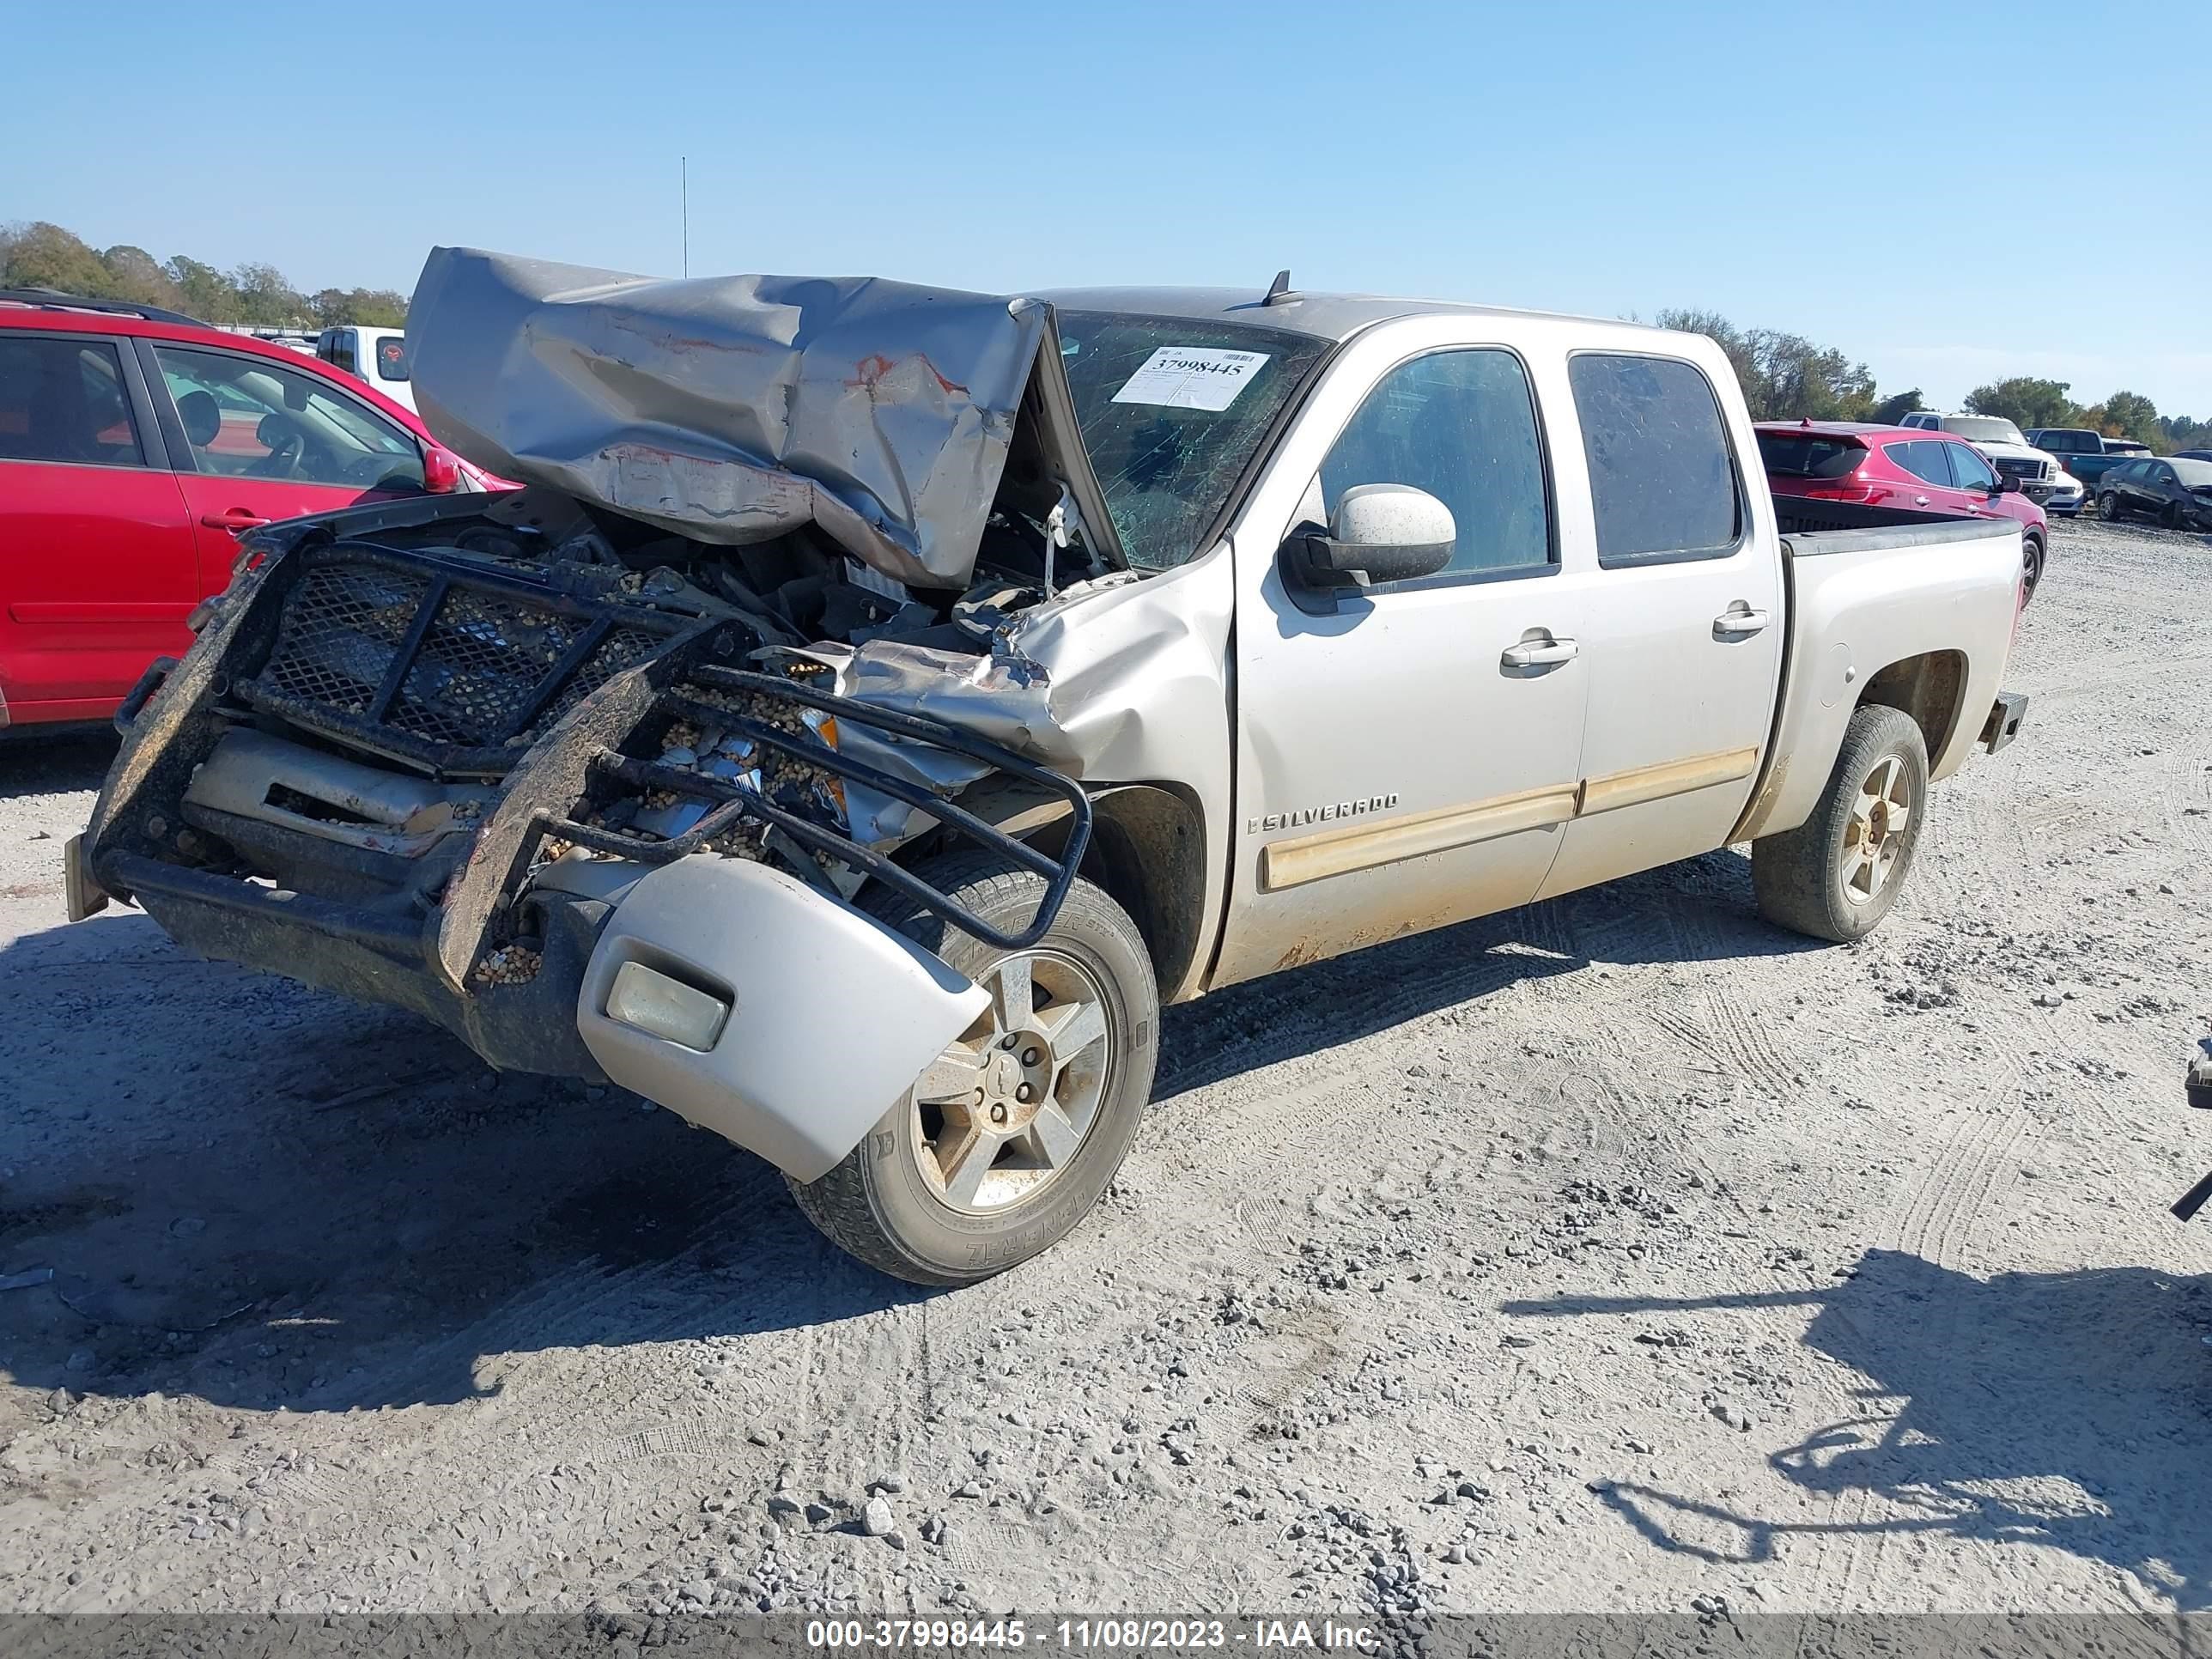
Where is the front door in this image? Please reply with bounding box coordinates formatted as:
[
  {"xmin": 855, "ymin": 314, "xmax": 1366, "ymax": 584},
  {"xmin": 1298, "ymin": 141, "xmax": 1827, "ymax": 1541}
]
[
  {"xmin": 1213, "ymin": 343, "xmax": 1592, "ymax": 987},
  {"xmin": 1539, "ymin": 351, "xmax": 1784, "ymax": 899},
  {"xmin": 1938, "ymin": 439, "xmax": 2011, "ymax": 520},
  {"xmin": 0, "ymin": 331, "xmax": 198, "ymax": 720},
  {"xmin": 137, "ymin": 341, "xmax": 428, "ymax": 575}
]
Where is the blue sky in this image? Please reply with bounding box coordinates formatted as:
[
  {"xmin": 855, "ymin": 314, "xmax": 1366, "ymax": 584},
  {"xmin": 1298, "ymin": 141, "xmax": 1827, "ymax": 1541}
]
[{"xmin": 7, "ymin": 0, "xmax": 2208, "ymax": 413}]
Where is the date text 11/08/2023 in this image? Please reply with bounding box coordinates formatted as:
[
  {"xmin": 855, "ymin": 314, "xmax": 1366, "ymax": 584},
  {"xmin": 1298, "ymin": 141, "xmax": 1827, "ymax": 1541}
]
[{"xmin": 804, "ymin": 1620, "xmax": 1380, "ymax": 1651}]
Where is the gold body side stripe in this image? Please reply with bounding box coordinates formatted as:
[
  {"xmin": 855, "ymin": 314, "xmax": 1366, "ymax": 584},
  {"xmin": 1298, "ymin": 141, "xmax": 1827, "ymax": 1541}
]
[
  {"xmin": 1577, "ymin": 745, "xmax": 1759, "ymax": 816},
  {"xmin": 1257, "ymin": 746, "xmax": 1760, "ymax": 891}
]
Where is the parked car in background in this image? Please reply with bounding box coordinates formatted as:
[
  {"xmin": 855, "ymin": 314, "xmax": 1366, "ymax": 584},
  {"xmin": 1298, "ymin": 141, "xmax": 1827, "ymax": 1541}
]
[
  {"xmin": 2172, "ymin": 450, "xmax": 2212, "ymax": 464},
  {"xmin": 2096, "ymin": 455, "xmax": 2212, "ymax": 530},
  {"xmin": 1758, "ymin": 419, "xmax": 2051, "ymax": 598},
  {"xmin": 0, "ymin": 289, "xmax": 495, "ymax": 731},
  {"xmin": 2023, "ymin": 427, "xmax": 2136, "ymax": 501},
  {"xmin": 315, "ymin": 325, "xmax": 415, "ymax": 413},
  {"xmin": 1899, "ymin": 411, "xmax": 2081, "ymax": 514}
]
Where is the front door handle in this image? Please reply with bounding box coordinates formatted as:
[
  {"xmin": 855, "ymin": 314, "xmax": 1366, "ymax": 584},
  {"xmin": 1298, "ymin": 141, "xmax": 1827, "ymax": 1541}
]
[
  {"xmin": 202, "ymin": 507, "xmax": 271, "ymax": 532},
  {"xmin": 1501, "ymin": 636, "xmax": 1579, "ymax": 670},
  {"xmin": 1713, "ymin": 605, "xmax": 1771, "ymax": 639},
  {"xmin": 1911, "ymin": 494, "xmax": 1930, "ymax": 507}
]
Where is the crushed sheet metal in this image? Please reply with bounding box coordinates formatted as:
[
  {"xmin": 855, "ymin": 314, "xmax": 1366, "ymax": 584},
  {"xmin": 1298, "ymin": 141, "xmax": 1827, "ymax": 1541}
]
[{"xmin": 408, "ymin": 247, "xmax": 1054, "ymax": 590}]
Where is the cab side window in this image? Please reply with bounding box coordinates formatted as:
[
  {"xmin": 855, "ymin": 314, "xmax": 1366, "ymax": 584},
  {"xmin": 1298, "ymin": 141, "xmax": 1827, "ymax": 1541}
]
[
  {"xmin": 1883, "ymin": 441, "xmax": 1953, "ymax": 486},
  {"xmin": 153, "ymin": 344, "xmax": 422, "ymax": 491},
  {"xmin": 0, "ymin": 337, "xmax": 144, "ymax": 467},
  {"xmin": 1569, "ymin": 353, "xmax": 1743, "ymax": 564},
  {"xmin": 1320, "ymin": 348, "xmax": 1553, "ymax": 581}
]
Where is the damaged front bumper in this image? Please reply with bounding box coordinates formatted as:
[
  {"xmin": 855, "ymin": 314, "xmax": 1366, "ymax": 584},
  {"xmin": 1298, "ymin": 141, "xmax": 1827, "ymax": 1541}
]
[{"xmin": 78, "ymin": 528, "xmax": 1091, "ymax": 1177}]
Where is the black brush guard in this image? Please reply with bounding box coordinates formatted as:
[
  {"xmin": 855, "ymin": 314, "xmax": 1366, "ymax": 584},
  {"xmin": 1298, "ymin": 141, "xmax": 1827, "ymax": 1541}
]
[
  {"xmin": 532, "ymin": 664, "xmax": 1093, "ymax": 952},
  {"xmin": 234, "ymin": 541, "xmax": 689, "ymax": 778}
]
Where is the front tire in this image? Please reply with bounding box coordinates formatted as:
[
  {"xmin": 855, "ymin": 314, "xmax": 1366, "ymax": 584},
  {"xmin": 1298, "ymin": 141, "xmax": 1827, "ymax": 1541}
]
[
  {"xmin": 2100, "ymin": 491, "xmax": 2123, "ymax": 521},
  {"xmin": 2021, "ymin": 529, "xmax": 2045, "ymax": 601},
  {"xmin": 1752, "ymin": 705, "xmax": 1930, "ymax": 944},
  {"xmin": 786, "ymin": 852, "xmax": 1159, "ymax": 1285}
]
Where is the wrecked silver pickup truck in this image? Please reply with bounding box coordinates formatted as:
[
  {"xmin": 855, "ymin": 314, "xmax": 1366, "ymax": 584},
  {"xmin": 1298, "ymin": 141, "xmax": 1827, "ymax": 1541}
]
[{"xmin": 70, "ymin": 248, "xmax": 2031, "ymax": 1282}]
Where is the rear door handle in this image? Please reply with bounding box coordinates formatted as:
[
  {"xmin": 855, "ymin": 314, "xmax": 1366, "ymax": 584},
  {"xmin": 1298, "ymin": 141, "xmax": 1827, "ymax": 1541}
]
[
  {"xmin": 201, "ymin": 508, "xmax": 271, "ymax": 532},
  {"xmin": 1501, "ymin": 636, "xmax": 1579, "ymax": 670},
  {"xmin": 1911, "ymin": 495, "xmax": 1930, "ymax": 507},
  {"xmin": 1713, "ymin": 605, "xmax": 1771, "ymax": 639}
]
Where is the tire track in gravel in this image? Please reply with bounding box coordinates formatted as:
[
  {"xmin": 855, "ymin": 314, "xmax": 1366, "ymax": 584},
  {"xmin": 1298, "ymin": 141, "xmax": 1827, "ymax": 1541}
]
[{"xmin": 1799, "ymin": 1053, "xmax": 2034, "ymax": 1612}]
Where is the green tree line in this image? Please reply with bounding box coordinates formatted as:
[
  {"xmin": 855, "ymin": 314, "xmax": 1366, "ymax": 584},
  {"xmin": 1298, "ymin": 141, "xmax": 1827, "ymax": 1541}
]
[
  {"xmin": 8, "ymin": 224, "xmax": 2205, "ymax": 452},
  {"xmin": 0, "ymin": 221, "xmax": 406, "ymax": 330},
  {"xmin": 1655, "ymin": 308, "xmax": 2206, "ymax": 454}
]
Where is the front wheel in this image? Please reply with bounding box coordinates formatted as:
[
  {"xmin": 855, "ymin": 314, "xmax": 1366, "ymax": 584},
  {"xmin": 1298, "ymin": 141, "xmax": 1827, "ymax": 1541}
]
[
  {"xmin": 2021, "ymin": 530, "xmax": 2045, "ymax": 601},
  {"xmin": 1752, "ymin": 705, "xmax": 1930, "ymax": 944},
  {"xmin": 785, "ymin": 852, "xmax": 1159, "ymax": 1285},
  {"xmin": 2100, "ymin": 492, "xmax": 2123, "ymax": 521}
]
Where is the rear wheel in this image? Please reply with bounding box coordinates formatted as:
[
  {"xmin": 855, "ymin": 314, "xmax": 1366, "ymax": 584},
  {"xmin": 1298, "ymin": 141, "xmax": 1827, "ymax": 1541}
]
[
  {"xmin": 2021, "ymin": 530, "xmax": 2045, "ymax": 601},
  {"xmin": 1753, "ymin": 705, "xmax": 1930, "ymax": 944},
  {"xmin": 785, "ymin": 853, "xmax": 1158, "ymax": 1285}
]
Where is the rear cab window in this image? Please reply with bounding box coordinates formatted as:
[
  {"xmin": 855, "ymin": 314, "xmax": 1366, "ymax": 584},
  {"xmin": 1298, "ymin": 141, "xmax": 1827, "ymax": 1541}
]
[
  {"xmin": 1569, "ymin": 353, "xmax": 1743, "ymax": 566},
  {"xmin": 1756, "ymin": 433, "xmax": 1861, "ymax": 479},
  {"xmin": 374, "ymin": 335, "xmax": 410, "ymax": 382},
  {"xmin": 0, "ymin": 335, "xmax": 145, "ymax": 467}
]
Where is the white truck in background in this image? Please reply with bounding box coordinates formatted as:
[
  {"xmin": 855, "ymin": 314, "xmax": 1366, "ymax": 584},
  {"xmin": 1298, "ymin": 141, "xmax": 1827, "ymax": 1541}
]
[
  {"xmin": 314, "ymin": 325, "xmax": 414, "ymax": 413},
  {"xmin": 74, "ymin": 255, "xmax": 2032, "ymax": 1284}
]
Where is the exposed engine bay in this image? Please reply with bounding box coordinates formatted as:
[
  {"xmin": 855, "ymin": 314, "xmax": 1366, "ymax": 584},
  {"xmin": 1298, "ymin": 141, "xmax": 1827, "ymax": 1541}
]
[
  {"xmin": 75, "ymin": 250, "xmax": 1229, "ymax": 1097},
  {"xmin": 77, "ymin": 475, "xmax": 1118, "ymax": 1077}
]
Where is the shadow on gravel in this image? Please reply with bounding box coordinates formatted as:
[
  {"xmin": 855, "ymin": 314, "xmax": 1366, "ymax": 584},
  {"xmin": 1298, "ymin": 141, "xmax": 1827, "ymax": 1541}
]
[
  {"xmin": 1156, "ymin": 845, "xmax": 1818, "ymax": 1100},
  {"xmin": 0, "ymin": 918, "xmax": 928, "ymax": 1416},
  {"xmin": 1503, "ymin": 1249, "xmax": 2212, "ymax": 1608},
  {"xmin": 0, "ymin": 727, "xmax": 117, "ymax": 800},
  {"xmin": 0, "ymin": 844, "xmax": 1806, "ymax": 1419}
]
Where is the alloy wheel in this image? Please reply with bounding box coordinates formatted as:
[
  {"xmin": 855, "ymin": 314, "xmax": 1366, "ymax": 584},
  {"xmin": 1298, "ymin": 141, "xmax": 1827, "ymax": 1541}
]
[
  {"xmin": 1840, "ymin": 754, "xmax": 1911, "ymax": 907},
  {"xmin": 906, "ymin": 949, "xmax": 1115, "ymax": 1213}
]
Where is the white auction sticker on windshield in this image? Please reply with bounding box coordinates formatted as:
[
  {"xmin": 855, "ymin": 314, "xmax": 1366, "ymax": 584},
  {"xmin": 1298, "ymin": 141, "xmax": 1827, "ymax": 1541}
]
[{"xmin": 1111, "ymin": 346, "xmax": 1271, "ymax": 412}]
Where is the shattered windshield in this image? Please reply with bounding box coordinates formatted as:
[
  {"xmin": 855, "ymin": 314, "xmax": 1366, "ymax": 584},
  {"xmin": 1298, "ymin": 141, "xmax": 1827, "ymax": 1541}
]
[{"xmin": 1057, "ymin": 311, "xmax": 1330, "ymax": 570}]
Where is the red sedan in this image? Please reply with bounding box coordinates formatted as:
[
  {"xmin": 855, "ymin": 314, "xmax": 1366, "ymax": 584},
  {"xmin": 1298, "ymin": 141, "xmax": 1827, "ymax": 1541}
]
[
  {"xmin": 0, "ymin": 289, "xmax": 501, "ymax": 730},
  {"xmin": 1757, "ymin": 419, "xmax": 2050, "ymax": 600}
]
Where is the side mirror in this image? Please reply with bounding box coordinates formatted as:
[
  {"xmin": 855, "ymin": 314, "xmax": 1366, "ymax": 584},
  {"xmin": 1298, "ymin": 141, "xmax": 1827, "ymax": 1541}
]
[
  {"xmin": 422, "ymin": 445, "xmax": 465, "ymax": 495},
  {"xmin": 1283, "ymin": 483, "xmax": 1455, "ymax": 592},
  {"xmin": 1996, "ymin": 474, "xmax": 2021, "ymax": 495}
]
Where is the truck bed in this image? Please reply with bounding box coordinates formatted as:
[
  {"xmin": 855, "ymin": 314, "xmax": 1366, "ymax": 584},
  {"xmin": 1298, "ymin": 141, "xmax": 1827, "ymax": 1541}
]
[{"xmin": 1733, "ymin": 499, "xmax": 2023, "ymax": 845}]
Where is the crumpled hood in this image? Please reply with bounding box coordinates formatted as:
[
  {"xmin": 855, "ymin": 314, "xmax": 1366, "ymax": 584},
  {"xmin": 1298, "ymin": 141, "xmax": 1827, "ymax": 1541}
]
[{"xmin": 407, "ymin": 246, "xmax": 1097, "ymax": 590}]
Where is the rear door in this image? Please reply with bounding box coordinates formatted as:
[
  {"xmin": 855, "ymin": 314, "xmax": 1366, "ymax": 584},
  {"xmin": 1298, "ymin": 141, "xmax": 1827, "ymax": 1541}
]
[
  {"xmin": 0, "ymin": 329, "xmax": 198, "ymax": 720},
  {"xmin": 2112, "ymin": 460, "xmax": 2150, "ymax": 512},
  {"xmin": 1878, "ymin": 439, "xmax": 1975, "ymax": 514},
  {"xmin": 1537, "ymin": 350, "xmax": 1785, "ymax": 899},
  {"xmin": 137, "ymin": 340, "xmax": 427, "ymax": 571}
]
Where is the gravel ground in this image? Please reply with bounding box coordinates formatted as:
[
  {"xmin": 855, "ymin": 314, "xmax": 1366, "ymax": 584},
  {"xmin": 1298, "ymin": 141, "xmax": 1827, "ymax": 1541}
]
[{"xmin": 2, "ymin": 514, "xmax": 2208, "ymax": 1619}]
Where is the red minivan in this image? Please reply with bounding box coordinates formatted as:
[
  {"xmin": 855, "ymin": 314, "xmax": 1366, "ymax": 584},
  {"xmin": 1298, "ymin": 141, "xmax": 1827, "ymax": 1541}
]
[
  {"xmin": 1757, "ymin": 419, "xmax": 2050, "ymax": 600},
  {"xmin": 0, "ymin": 290, "xmax": 500, "ymax": 730}
]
